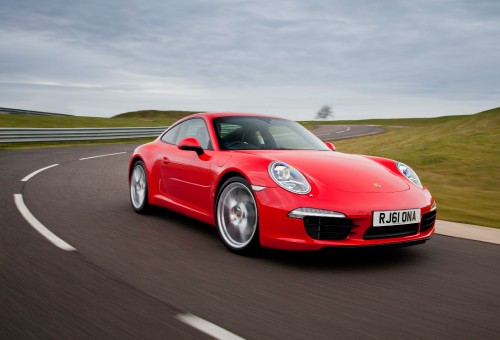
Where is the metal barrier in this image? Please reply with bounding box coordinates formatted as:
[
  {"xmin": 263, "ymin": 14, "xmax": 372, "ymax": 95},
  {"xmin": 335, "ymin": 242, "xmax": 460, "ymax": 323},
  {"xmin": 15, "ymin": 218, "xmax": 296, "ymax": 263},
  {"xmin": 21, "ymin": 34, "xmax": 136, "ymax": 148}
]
[{"xmin": 0, "ymin": 127, "xmax": 168, "ymax": 143}]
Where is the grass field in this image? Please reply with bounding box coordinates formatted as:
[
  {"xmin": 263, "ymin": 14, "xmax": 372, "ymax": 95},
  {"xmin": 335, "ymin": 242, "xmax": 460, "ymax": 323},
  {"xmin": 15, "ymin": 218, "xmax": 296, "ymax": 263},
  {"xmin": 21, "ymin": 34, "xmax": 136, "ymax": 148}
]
[
  {"xmin": 332, "ymin": 107, "xmax": 500, "ymax": 228},
  {"xmin": 1, "ymin": 107, "xmax": 498, "ymax": 228},
  {"xmin": 0, "ymin": 110, "xmax": 197, "ymax": 128},
  {"xmin": 0, "ymin": 110, "xmax": 195, "ymax": 150}
]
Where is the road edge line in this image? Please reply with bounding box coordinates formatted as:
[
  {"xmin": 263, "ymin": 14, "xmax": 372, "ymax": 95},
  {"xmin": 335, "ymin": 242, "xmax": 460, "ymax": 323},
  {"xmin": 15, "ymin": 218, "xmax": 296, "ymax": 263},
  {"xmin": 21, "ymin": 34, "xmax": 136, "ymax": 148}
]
[
  {"xmin": 176, "ymin": 313, "xmax": 245, "ymax": 340},
  {"xmin": 14, "ymin": 194, "xmax": 76, "ymax": 252},
  {"xmin": 21, "ymin": 164, "xmax": 59, "ymax": 182}
]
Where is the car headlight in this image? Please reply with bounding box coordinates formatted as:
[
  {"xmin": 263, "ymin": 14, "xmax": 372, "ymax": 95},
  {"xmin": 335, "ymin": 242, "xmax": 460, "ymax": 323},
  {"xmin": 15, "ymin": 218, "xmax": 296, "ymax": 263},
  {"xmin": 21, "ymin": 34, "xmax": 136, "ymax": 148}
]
[
  {"xmin": 396, "ymin": 162, "xmax": 423, "ymax": 189},
  {"xmin": 268, "ymin": 161, "xmax": 311, "ymax": 194}
]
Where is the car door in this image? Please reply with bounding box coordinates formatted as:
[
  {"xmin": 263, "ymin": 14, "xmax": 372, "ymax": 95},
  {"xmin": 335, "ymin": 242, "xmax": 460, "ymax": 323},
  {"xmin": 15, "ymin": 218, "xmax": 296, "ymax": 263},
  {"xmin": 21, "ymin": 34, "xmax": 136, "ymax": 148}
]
[{"xmin": 159, "ymin": 118, "xmax": 214, "ymax": 215}]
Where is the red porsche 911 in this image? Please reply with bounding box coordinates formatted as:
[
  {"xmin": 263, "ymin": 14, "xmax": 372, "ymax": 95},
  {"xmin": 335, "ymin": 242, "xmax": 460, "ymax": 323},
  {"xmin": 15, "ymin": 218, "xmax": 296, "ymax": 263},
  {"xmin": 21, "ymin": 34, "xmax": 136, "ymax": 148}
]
[{"xmin": 129, "ymin": 113, "xmax": 436, "ymax": 254}]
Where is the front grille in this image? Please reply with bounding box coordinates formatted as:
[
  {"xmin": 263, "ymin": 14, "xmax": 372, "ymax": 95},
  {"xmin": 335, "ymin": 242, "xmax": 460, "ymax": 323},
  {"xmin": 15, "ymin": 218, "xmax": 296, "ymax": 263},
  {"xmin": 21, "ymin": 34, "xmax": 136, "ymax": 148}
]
[
  {"xmin": 363, "ymin": 223, "xmax": 419, "ymax": 240},
  {"xmin": 304, "ymin": 216, "xmax": 355, "ymax": 240},
  {"xmin": 420, "ymin": 210, "xmax": 437, "ymax": 232}
]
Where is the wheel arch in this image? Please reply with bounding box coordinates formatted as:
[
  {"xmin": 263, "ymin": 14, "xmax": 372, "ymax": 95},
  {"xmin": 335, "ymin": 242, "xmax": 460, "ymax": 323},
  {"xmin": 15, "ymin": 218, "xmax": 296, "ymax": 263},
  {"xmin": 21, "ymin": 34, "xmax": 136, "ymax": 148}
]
[
  {"xmin": 128, "ymin": 155, "xmax": 146, "ymax": 183},
  {"xmin": 214, "ymin": 170, "xmax": 249, "ymax": 206}
]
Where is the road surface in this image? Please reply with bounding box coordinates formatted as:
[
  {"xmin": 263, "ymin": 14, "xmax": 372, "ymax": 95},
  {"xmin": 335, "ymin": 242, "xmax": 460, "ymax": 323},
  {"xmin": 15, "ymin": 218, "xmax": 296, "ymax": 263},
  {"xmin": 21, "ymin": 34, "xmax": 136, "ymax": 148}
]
[
  {"xmin": 311, "ymin": 124, "xmax": 385, "ymax": 141},
  {"xmin": 1, "ymin": 131, "xmax": 499, "ymax": 339}
]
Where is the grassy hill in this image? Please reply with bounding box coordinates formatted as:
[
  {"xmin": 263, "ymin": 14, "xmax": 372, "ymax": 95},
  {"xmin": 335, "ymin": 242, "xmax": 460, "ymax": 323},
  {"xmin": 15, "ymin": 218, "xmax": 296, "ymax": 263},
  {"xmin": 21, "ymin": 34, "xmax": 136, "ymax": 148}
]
[
  {"xmin": 1, "ymin": 106, "xmax": 498, "ymax": 227},
  {"xmin": 333, "ymin": 107, "xmax": 500, "ymax": 228},
  {"xmin": 114, "ymin": 109, "xmax": 199, "ymax": 120},
  {"xmin": 0, "ymin": 110, "xmax": 197, "ymax": 128},
  {"xmin": 299, "ymin": 113, "xmax": 472, "ymax": 129}
]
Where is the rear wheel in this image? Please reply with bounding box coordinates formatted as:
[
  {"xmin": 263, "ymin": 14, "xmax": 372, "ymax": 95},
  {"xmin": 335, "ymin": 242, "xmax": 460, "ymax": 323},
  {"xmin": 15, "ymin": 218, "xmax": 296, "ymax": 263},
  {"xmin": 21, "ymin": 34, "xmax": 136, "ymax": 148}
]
[
  {"xmin": 130, "ymin": 161, "xmax": 150, "ymax": 213},
  {"xmin": 216, "ymin": 177, "xmax": 259, "ymax": 255}
]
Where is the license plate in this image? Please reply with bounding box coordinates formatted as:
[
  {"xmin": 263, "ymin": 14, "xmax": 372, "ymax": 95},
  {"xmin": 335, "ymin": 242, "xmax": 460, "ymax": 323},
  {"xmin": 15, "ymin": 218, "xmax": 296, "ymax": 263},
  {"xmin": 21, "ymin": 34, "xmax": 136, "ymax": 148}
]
[{"xmin": 373, "ymin": 209, "xmax": 421, "ymax": 227}]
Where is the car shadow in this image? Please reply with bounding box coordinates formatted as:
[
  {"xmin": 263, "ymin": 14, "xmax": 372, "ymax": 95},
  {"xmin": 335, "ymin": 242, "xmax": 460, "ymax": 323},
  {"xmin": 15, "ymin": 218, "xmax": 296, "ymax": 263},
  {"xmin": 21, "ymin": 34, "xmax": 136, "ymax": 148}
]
[
  {"xmin": 146, "ymin": 206, "xmax": 219, "ymax": 239},
  {"xmin": 146, "ymin": 206, "xmax": 428, "ymax": 271},
  {"xmin": 257, "ymin": 246, "xmax": 426, "ymax": 271}
]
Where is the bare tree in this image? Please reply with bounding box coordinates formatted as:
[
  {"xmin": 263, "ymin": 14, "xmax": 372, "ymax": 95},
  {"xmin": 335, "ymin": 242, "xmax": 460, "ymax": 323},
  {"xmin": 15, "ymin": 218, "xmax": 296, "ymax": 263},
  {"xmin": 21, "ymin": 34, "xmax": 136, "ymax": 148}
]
[{"xmin": 316, "ymin": 105, "xmax": 333, "ymax": 120}]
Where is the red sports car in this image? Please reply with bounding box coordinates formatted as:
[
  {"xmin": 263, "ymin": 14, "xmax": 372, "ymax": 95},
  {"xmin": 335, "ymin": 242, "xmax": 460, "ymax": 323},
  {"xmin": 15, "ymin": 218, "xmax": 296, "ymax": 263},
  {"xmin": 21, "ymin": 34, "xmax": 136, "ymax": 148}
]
[{"xmin": 129, "ymin": 113, "xmax": 436, "ymax": 254}]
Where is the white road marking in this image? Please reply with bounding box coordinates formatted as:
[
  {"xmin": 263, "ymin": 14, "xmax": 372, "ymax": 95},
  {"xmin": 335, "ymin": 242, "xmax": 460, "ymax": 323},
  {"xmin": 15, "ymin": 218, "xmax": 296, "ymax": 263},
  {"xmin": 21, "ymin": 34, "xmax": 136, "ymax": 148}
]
[
  {"xmin": 14, "ymin": 194, "xmax": 76, "ymax": 251},
  {"xmin": 176, "ymin": 313, "xmax": 245, "ymax": 340},
  {"xmin": 21, "ymin": 164, "xmax": 59, "ymax": 182},
  {"xmin": 317, "ymin": 126, "xmax": 351, "ymax": 136},
  {"xmin": 336, "ymin": 127, "xmax": 351, "ymax": 134},
  {"xmin": 79, "ymin": 151, "xmax": 126, "ymax": 160}
]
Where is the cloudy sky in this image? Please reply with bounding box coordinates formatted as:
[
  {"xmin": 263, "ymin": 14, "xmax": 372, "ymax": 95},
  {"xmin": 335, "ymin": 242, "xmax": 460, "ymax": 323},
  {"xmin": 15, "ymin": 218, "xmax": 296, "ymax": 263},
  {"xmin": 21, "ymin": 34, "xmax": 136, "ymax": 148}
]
[{"xmin": 1, "ymin": 0, "xmax": 499, "ymax": 120}]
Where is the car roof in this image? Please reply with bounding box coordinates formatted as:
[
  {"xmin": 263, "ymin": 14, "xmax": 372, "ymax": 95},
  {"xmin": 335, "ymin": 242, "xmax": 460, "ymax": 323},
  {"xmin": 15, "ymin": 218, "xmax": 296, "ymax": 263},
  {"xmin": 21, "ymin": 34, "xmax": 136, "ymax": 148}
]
[{"xmin": 189, "ymin": 112, "xmax": 285, "ymax": 120}]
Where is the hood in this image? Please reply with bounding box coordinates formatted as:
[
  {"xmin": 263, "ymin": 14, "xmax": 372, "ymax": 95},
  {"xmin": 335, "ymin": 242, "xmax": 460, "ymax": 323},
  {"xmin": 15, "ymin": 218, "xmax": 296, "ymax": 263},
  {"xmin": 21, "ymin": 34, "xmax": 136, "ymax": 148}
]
[{"xmin": 244, "ymin": 150, "xmax": 410, "ymax": 193}]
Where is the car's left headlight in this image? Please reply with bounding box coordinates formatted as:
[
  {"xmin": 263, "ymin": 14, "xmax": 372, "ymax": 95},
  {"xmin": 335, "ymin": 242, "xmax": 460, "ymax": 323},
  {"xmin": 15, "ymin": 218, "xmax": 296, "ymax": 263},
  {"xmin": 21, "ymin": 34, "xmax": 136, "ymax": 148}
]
[
  {"xmin": 396, "ymin": 162, "xmax": 423, "ymax": 189},
  {"xmin": 268, "ymin": 161, "xmax": 311, "ymax": 194}
]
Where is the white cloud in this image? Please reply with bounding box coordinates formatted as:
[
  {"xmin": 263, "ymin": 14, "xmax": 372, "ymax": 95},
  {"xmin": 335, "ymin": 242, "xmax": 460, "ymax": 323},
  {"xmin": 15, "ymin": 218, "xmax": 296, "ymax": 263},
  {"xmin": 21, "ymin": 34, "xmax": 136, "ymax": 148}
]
[{"xmin": 0, "ymin": 0, "xmax": 498, "ymax": 119}]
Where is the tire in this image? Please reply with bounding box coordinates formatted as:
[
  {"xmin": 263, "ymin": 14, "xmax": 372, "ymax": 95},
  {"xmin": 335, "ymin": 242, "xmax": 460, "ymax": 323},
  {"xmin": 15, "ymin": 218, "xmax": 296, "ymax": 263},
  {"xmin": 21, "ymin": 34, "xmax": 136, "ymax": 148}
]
[
  {"xmin": 130, "ymin": 161, "xmax": 151, "ymax": 213},
  {"xmin": 216, "ymin": 177, "xmax": 259, "ymax": 255}
]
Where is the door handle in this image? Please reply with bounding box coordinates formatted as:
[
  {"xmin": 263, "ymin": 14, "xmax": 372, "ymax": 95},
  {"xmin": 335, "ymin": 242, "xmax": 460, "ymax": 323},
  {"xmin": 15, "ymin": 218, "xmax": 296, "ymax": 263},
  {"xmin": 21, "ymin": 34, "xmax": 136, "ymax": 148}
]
[{"xmin": 162, "ymin": 156, "xmax": 170, "ymax": 165}]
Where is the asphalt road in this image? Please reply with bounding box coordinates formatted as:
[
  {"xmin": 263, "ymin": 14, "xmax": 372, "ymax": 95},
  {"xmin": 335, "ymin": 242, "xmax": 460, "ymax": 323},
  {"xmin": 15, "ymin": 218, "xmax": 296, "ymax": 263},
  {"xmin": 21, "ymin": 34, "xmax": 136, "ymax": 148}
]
[
  {"xmin": 1, "ymin": 130, "xmax": 499, "ymax": 338},
  {"xmin": 311, "ymin": 124, "xmax": 385, "ymax": 141}
]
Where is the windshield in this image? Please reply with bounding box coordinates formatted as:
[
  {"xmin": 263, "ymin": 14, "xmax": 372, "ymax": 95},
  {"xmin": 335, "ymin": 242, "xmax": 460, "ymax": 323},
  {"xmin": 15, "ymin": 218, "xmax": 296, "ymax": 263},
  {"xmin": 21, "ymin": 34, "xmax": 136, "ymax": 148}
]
[{"xmin": 213, "ymin": 116, "xmax": 329, "ymax": 151}]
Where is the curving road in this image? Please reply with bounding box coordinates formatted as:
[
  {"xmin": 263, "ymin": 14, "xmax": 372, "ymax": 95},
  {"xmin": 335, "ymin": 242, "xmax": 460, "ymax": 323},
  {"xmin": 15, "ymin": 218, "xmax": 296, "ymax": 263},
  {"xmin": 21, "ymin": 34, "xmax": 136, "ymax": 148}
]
[
  {"xmin": 1, "ymin": 130, "xmax": 500, "ymax": 338},
  {"xmin": 311, "ymin": 124, "xmax": 385, "ymax": 141}
]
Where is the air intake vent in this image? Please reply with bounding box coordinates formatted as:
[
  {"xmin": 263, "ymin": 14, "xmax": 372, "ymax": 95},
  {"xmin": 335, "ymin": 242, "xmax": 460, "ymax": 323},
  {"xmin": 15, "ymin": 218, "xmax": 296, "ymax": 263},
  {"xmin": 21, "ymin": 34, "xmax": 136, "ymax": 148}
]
[
  {"xmin": 420, "ymin": 210, "xmax": 437, "ymax": 232},
  {"xmin": 304, "ymin": 217, "xmax": 355, "ymax": 240}
]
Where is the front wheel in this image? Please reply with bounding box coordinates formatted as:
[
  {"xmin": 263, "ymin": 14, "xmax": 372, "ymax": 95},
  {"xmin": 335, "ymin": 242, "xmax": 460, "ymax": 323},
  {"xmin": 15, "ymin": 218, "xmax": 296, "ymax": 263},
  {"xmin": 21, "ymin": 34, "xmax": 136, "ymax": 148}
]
[
  {"xmin": 216, "ymin": 177, "xmax": 259, "ymax": 255},
  {"xmin": 130, "ymin": 161, "xmax": 151, "ymax": 213}
]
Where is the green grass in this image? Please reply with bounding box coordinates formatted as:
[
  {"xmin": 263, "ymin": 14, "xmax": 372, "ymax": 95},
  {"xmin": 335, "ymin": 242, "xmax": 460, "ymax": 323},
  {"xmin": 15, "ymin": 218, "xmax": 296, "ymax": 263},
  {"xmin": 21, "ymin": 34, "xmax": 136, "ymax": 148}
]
[
  {"xmin": 2, "ymin": 107, "xmax": 499, "ymax": 228},
  {"xmin": 0, "ymin": 110, "xmax": 197, "ymax": 128},
  {"xmin": 0, "ymin": 110, "xmax": 196, "ymax": 149},
  {"xmin": 298, "ymin": 114, "xmax": 473, "ymax": 130},
  {"xmin": 331, "ymin": 107, "xmax": 500, "ymax": 228},
  {"xmin": 114, "ymin": 109, "xmax": 199, "ymax": 120},
  {"xmin": 0, "ymin": 137, "xmax": 156, "ymax": 150}
]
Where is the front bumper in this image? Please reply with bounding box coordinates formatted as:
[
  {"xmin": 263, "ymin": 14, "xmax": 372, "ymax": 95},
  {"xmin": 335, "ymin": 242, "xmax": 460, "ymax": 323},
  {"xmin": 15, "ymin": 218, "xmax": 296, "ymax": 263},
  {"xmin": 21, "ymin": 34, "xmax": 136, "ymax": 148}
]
[{"xmin": 254, "ymin": 186, "xmax": 436, "ymax": 251}]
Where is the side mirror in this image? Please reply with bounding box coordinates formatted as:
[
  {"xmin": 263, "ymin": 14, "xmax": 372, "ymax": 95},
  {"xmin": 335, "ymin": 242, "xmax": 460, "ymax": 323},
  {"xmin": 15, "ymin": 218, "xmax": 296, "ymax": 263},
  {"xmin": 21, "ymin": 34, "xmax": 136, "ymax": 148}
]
[
  {"xmin": 324, "ymin": 141, "xmax": 336, "ymax": 151},
  {"xmin": 178, "ymin": 137, "xmax": 204, "ymax": 155}
]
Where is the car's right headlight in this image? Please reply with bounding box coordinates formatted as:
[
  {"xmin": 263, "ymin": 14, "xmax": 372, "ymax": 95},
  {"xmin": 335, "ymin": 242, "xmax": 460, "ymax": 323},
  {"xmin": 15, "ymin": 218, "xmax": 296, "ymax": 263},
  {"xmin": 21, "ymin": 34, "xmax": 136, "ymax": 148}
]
[
  {"xmin": 396, "ymin": 162, "xmax": 423, "ymax": 189},
  {"xmin": 268, "ymin": 161, "xmax": 311, "ymax": 194}
]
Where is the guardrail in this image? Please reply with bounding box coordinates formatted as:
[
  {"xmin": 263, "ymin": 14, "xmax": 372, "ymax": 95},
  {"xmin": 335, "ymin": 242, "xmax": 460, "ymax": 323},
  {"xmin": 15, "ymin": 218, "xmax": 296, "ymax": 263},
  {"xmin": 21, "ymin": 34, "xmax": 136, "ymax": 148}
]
[
  {"xmin": 0, "ymin": 127, "xmax": 168, "ymax": 143},
  {"xmin": 0, "ymin": 107, "xmax": 72, "ymax": 116}
]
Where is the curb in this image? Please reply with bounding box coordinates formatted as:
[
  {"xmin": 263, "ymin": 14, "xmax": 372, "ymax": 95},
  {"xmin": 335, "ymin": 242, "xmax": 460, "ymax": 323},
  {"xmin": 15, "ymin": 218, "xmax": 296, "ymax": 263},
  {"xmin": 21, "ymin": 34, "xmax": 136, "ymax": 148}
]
[{"xmin": 435, "ymin": 220, "xmax": 500, "ymax": 245}]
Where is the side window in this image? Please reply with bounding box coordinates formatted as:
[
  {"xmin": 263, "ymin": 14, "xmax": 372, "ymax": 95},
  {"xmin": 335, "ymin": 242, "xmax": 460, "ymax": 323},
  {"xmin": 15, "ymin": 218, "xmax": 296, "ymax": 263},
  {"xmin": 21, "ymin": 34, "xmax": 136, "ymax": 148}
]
[
  {"xmin": 175, "ymin": 118, "xmax": 212, "ymax": 150},
  {"xmin": 161, "ymin": 124, "xmax": 180, "ymax": 144},
  {"xmin": 215, "ymin": 122, "xmax": 268, "ymax": 150}
]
